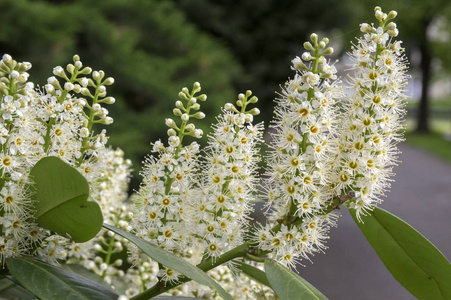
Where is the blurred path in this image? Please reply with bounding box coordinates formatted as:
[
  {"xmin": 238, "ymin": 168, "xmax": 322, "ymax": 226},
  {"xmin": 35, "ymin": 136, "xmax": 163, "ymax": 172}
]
[{"xmin": 296, "ymin": 143, "xmax": 451, "ymax": 300}]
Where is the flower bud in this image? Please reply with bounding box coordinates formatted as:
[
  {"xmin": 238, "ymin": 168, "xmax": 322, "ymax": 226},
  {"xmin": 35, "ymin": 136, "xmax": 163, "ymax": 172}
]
[
  {"xmin": 10, "ymin": 70, "xmax": 19, "ymax": 79},
  {"xmin": 64, "ymin": 82, "xmax": 74, "ymax": 91},
  {"xmin": 249, "ymin": 96, "xmax": 258, "ymax": 103},
  {"xmin": 197, "ymin": 94, "xmax": 207, "ymax": 101},
  {"xmin": 192, "ymin": 112, "xmax": 205, "ymax": 119},
  {"xmin": 246, "ymin": 90, "xmax": 252, "ymax": 98},
  {"xmin": 192, "ymin": 103, "xmax": 200, "ymax": 110},
  {"xmin": 73, "ymin": 54, "xmax": 80, "ymax": 62},
  {"xmin": 310, "ymin": 33, "xmax": 318, "ymax": 44},
  {"xmin": 181, "ymin": 113, "xmax": 189, "ymax": 122},
  {"xmin": 93, "ymin": 103, "xmax": 102, "ymax": 111},
  {"xmin": 98, "ymin": 85, "xmax": 106, "ymax": 93},
  {"xmin": 167, "ymin": 128, "xmax": 177, "ymax": 136},
  {"xmin": 301, "ymin": 52, "xmax": 312, "ymax": 61},
  {"xmin": 92, "ymin": 71, "xmax": 100, "ymax": 81},
  {"xmin": 53, "ymin": 66, "xmax": 65, "ymax": 77},
  {"xmin": 319, "ymin": 41, "xmax": 326, "ymax": 49},
  {"xmin": 80, "ymin": 67, "xmax": 92, "ymax": 75},
  {"xmin": 249, "ymin": 107, "xmax": 260, "ymax": 115},
  {"xmin": 74, "ymin": 60, "xmax": 83, "ymax": 70},
  {"xmin": 303, "ymin": 42, "xmax": 314, "ymax": 51},
  {"xmin": 193, "ymin": 81, "xmax": 201, "ymax": 93},
  {"xmin": 322, "ymin": 47, "xmax": 334, "ymax": 55},
  {"xmin": 66, "ymin": 64, "xmax": 75, "ymax": 74},
  {"xmin": 189, "ymin": 97, "xmax": 197, "ymax": 104},
  {"xmin": 103, "ymin": 77, "xmax": 115, "ymax": 85},
  {"xmin": 102, "ymin": 117, "xmax": 113, "ymax": 125},
  {"xmin": 173, "ymin": 108, "xmax": 182, "ymax": 116},
  {"xmin": 387, "ymin": 10, "xmax": 397, "ymax": 20},
  {"xmin": 103, "ymin": 97, "xmax": 115, "ymax": 104},
  {"xmin": 73, "ymin": 84, "xmax": 81, "ymax": 93},
  {"xmin": 2, "ymin": 54, "xmax": 12, "ymax": 63},
  {"xmin": 165, "ymin": 118, "xmax": 176, "ymax": 128},
  {"xmin": 236, "ymin": 100, "xmax": 243, "ymax": 107},
  {"xmin": 193, "ymin": 129, "xmax": 203, "ymax": 138}
]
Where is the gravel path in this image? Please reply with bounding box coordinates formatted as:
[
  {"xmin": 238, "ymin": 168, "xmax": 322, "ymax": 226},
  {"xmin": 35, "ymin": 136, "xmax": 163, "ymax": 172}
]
[{"xmin": 296, "ymin": 143, "xmax": 451, "ymax": 300}]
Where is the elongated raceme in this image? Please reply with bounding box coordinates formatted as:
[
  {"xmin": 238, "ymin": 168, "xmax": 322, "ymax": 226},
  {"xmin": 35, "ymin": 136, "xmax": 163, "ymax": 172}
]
[
  {"xmin": 255, "ymin": 34, "xmax": 342, "ymax": 267},
  {"xmin": 332, "ymin": 7, "xmax": 408, "ymax": 220},
  {"xmin": 191, "ymin": 91, "xmax": 263, "ymax": 260}
]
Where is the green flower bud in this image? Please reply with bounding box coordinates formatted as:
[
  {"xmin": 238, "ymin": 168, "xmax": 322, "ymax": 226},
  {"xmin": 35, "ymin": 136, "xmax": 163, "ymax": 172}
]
[
  {"xmin": 249, "ymin": 107, "xmax": 260, "ymax": 115},
  {"xmin": 245, "ymin": 90, "xmax": 252, "ymax": 98},
  {"xmin": 310, "ymin": 33, "xmax": 318, "ymax": 44},
  {"xmin": 387, "ymin": 10, "xmax": 397, "ymax": 20},
  {"xmin": 173, "ymin": 108, "xmax": 182, "ymax": 116},
  {"xmin": 80, "ymin": 67, "xmax": 92, "ymax": 75},
  {"xmin": 193, "ymin": 81, "xmax": 201, "ymax": 93},
  {"xmin": 197, "ymin": 94, "xmax": 207, "ymax": 101},
  {"xmin": 322, "ymin": 47, "xmax": 334, "ymax": 56},
  {"xmin": 303, "ymin": 42, "xmax": 314, "ymax": 51},
  {"xmin": 191, "ymin": 103, "xmax": 200, "ymax": 110},
  {"xmin": 66, "ymin": 64, "xmax": 75, "ymax": 74},
  {"xmin": 73, "ymin": 54, "xmax": 80, "ymax": 62},
  {"xmin": 249, "ymin": 96, "xmax": 258, "ymax": 103},
  {"xmin": 192, "ymin": 111, "xmax": 206, "ymax": 119},
  {"xmin": 103, "ymin": 77, "xmax": 115, "ymax": 85},
  {"xmin": 236, "ymin": 100, "xmax": 243, "ymax": 107},
  {"xmin": 178, "ymin": 91, "xmax": 189, "ymax": 101}
]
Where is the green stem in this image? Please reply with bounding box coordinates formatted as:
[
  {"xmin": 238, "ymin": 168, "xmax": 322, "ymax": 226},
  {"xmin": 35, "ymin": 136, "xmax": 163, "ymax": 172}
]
[{"xmin": 130, "ymin": 243, "xmax": 250, "ymax": 300}]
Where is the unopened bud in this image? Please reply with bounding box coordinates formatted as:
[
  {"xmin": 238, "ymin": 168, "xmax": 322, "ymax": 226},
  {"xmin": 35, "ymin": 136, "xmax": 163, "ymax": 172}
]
[
  {"xmin": 10, "ymin": 71, "xmax": 19, "ymax": 80},
  {"xmin": 322, "ymin": 47, "xmax": 334, "ymax": 55},
  {"xmin": 193, "ymin": 82, "xmax": 201, "ymax": 93},
  {"xmin": 189, "ymin": 97, "xmax": 197, "ymax": 104},
  {"xmin": 249, "ymin": 96, "xmax": 258, "ymax": 103},
  {"xmin": 74, "ymin": 60, "xmax": 82, "ymax": 70},
  {"xmin": 181, "ymin": 113, "xmax": 189, "ymax": 122},
  {"xmin": 73, "ymin": 54, "xmax": 80, "ymax": 62},
  {"xmin": 236, "ymin": 100, "xmax": 243, "ymax": 107},
  {"xmin": 303, "ymin": 42, "xmax": 314, "ymax": 51},
  {"xmin": 92, "ymin": 71, "xmax": 100, "ymax": 81},
  {"xmin": 103, "ymin": 77, "xmax": 115, "ymax": 85},
  {"xmin": 80, "ymin": 67, "xmax": 92, "ymax": 75},
  {"xmin": 192, "ymin": 103, "xmax": 200, "ymax": 110},
  {"xmin": 387, "ymin": 10, "xmax": 397, "ymax": 20},
  {"xmin": 167, "ymin": 129, "xmax": 177, "ymax": 136},
  {"xmin": 66, "ymin": 64, "xmax": 75, "ymax": 74},
  {"xmin": 103, "ymin": 97, "xmax": 115, "ymax": 104},
  {"xmin": 102, "ymin": 117, "xmax": 113, "ymax": 125},
  {"xmin": 165, "ymin": 118, "xmax": 176, "ymax": 128},
  {"xmin": 192, "ymin": 112, "xmax": 205, "ymax": 119},
  {"xmin": 249, "ymin": 107, "xmax": 260, "ymax": 115},
  {"xmin": 173, "ymin": 108, "xmax": 182, "ymax": 116},
  {"xmin": 310, "ymin": 33, "xmax": 318, "ymax": 44},
  {"xmin": 197, "ymin": 94, "xmax": 207, "ymax": 101}
]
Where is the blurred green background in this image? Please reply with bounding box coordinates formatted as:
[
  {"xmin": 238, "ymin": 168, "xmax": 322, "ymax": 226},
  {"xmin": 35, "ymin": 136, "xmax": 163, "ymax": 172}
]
[{"xmin": 1, "ymin": 0, "xmax": 450, "ymax": 190}]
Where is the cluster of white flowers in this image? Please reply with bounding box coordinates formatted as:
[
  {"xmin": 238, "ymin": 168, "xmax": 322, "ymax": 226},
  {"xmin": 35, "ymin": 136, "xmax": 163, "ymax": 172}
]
[
  {"xmin": 192, "ymin": 91, "xmax": 263, "ymax": 259},
  {"xmin": 0, "ymin": 54, "xmax": 131, "ymax": 264},
  {"xmin": 332, "ymin": 7, "xmax": 408, "ymax": 220},
  {"xmin": 130, "ymin": 83, "xmax": 206, "ymax": 284},
  {"xmin": 254, "ymin": 34, "xmax": 342, "ymax": 267}
]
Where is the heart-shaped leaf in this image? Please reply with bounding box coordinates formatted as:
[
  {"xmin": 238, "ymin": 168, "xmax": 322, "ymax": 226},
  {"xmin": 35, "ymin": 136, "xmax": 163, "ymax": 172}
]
[
  {"xmin": 30, "ymin": 156, "xmax": 103, "ymax": 242},
  {"xmin": 6, "ymin": 257, "xmax": 118, "ymax": 300},
  {"xmin": 264, "ymin": 259, "xmax": 328, "ymax": 300},
  {"xmin": 350, "ymin": 206, "xmax": 451, "ymax": 299},
  {"xmin": 103, "ymin": 223, "xmax": 232, "ymax": 300}
]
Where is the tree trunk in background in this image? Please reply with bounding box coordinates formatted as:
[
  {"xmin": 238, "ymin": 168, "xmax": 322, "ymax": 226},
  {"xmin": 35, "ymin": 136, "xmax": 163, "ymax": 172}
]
[{"xmin": 416, "ymin": 16, "xmax": 433, "ymax": 134}]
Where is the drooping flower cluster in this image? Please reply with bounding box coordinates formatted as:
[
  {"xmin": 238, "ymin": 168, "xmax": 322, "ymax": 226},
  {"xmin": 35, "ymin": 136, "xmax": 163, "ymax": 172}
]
[
  {"xmin": 254, "ymin": 34, "xmax": 342, "ymax": 267},
  {"xmin": 191, "ymin": 91, "xmax": 263, "ymax": 259},
  {"xmin": 332, "ymin": 7, "xmax": 408, "ymax": 220},
  {"xmin": 0, "ymin": 54, "xmax": 130, "ymax": 264}
]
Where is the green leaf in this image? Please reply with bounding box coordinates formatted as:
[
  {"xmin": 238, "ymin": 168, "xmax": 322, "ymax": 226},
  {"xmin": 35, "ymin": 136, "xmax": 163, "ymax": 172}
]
[
  {"xmin": 236, "ymin": 262, "xmax": 271, "ymax": 287},
  {"xmin": 0, "ymin": 277, "xmax": 36, "ymax": 300},
  {"xmin": 264, "ymin": 259, "xmax": 328, "ymax": 300},
  {"xmin": 350, "ymin": 206, "xmax": 451, "ymax": 300},
  {"xmin": 30, "ymin": 156, "xmax": 103, "ymax": 242},
  {"xmin": 6, "ymin": 257, "xmax": 118, "ymax": 300},
  {"xmin": 103, "ymin": 224, "xmax": 233, "ymax": 300},
  {"xmin": 61, "ymin": 264, "xmax": 115, "ymax": 292}
]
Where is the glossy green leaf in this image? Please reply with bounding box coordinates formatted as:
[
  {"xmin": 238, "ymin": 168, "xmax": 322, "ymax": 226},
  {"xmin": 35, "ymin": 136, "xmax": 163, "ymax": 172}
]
[
  {"xmin": 350, "ymin": 206, "xmax": 451, "ymax": 300},
  {"xmin": 103, "ymin": 224, "xmax": 232, "ymax": 300},
  {"xmin": 0, "ymin": 277, "xmax": 36, "ymax": 299},
  {"xmin": 6, "ymin": 257, "xmax": 118, "ymax": 300},
  {"xmin": 264, "ymin": 259, "xmax": 328, "ymax": 300},
  {"xmin": 236, "ymin": 262, "xmax": 271, "ymax": 287},
  {"xmin": 61, "ymin": 264, "xmax": 115, "ymax": 292},
  {"xmin": 30, "ymin": 156, "xmax": 103, "ymax": 242}
]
